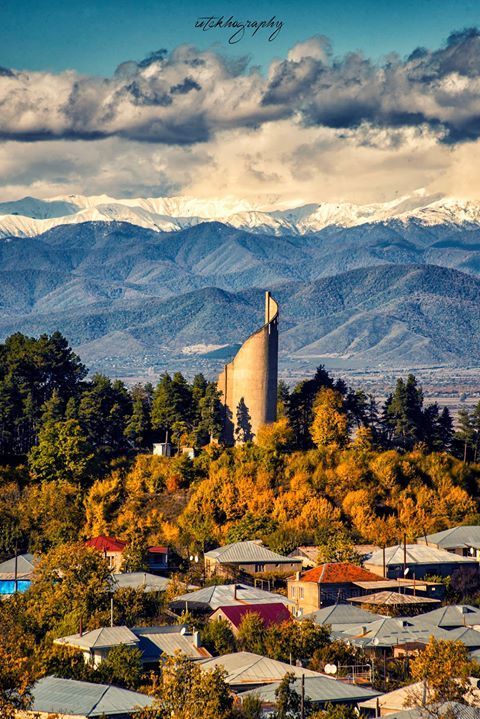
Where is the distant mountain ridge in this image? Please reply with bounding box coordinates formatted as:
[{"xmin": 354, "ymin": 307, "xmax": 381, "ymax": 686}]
[
  {"xmin": 3, "ymin": 191, "xmax": 480, "ymax": 238},
  {"xmin": 0, "ymin": 232, "xmax": 478, "ymax": 370},
  {"xmin": 1, "ymin": 197, "xmax": 480, "ymax": 374}
]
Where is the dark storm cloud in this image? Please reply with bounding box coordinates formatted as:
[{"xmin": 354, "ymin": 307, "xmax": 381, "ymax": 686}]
[
  {"xmin": 263, "ymin": 27, "xmax": 480, "ymax": 143},
  {"xmin": 1, "ymin": 31, "xmax": 480, "ymax": 144}
]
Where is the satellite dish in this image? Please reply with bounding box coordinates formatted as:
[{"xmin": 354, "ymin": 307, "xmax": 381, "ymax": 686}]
[
  {"xmin": 324, "ymin": 664, "xmax": 337, "ymax": 675},
  {"xmin": 194, "ymin": 555, "xmax": 199, "ymax": 563},
  {"xmin": 404, "ymin": 567, "xmax": 410, "ymax": 576},
  {"xmin": 189, "ymin": 555, "xmax": 194, "ymax": 561}
]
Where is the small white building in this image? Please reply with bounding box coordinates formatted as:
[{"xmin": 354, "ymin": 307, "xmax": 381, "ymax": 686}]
[{"xmin": 153, "ymin": 442, "xmax": 172, "ymax": 457}]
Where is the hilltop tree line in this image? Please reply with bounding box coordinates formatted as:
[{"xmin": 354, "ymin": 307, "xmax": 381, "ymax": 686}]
[
  {"xmin": 1, "ymin": 330, "xmax": 480, "ymax": 560},
  {"xmin": 1, "ymin": 331, "xmax": 477, "ymax": 468}
]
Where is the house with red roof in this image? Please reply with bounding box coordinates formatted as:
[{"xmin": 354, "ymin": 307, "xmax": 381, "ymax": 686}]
[
  {"xmin": 85, "ymin": 536, "xmax": 171, "ymax": 574},
  {"xmin": 209, "ymin": 603, "xmax": 291, "ymax": 635},
  {"xmin": 287, "ymin": 562, "xmax": 383, "ymax": 615},
  {"xmin": 85, "ymin": 536, "xmax": 127, "ymax": 572}
]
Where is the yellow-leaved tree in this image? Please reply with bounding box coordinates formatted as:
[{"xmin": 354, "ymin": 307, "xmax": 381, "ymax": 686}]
[{"xmin": 310, "ymin": 388, "xmax": 349, "ymax": 449}]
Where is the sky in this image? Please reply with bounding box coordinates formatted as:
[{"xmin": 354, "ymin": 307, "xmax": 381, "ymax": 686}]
[{"xmin": 2, "ymin": 0, "xmax": 480, "ymax": 204}]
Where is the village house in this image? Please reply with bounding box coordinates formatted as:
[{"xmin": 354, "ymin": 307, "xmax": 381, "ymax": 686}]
[
  {"xmin": 359, "ymin": 678, "xmax": 480, "ymax": 717},
  {"xmin": 15, "ymin": 675, "xmax": 153, "ymax": 718},
  {"xmin": 198, "ymin": 651, "xmax": 321, "ymax": 692},
  {"xmin": 238, "ymin": 675, "xmax": 380, "ymax": 715},
  {"xmin": 209, "ymin": 602, "xmax": 291, "ymax": 635},
  {"xmin": 365, "ymin": 543, "xmax": 478, "ymax": 579},
  {"xmin": 287, "ymin": 562, "xmax": 383, "ymax": 615},
  {"xmin": 0, "ymin": 552, "xmax": 36, "ymax": 596},
  {"xmin": 85, "ymin": 535, "xmax": 171, "ymax": 574},
  {"xmin": 54, "ymin": 624, "xmax": 210, "ymax": 668},
  {"xmin": 416, "ymin": 525, "xmax": 480, "ymax": 559},
  {"xmin": 304, "ymin": 604, "xmax": 386, "ymax": 632},
  {"xmin": 169, "ymin": 582, "xmax": 295, "ymax": 614},
  {"xmin": 336, "ymin": 616, "xmax": 464, "ymax": 658},
  {"xmin": 204, "ymin": 540, "xmax": 302, "ymax": 579},
  {"xmin": 418, "ymin": 604, "xmax": 480, "ymax": 629}
]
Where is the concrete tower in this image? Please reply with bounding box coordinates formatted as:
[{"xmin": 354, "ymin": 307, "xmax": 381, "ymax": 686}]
[{"xmin": 217, "ymin": 291, "xmax": 279, "ymax": 444}]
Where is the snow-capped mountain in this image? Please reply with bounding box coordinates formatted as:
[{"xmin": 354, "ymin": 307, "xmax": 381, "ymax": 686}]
[{"xmin": 2, "ymin": 191, "xmax": 480, "ymax": 239}]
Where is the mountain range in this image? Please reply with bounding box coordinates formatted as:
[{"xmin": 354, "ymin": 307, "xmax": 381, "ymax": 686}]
[
  {"xmin": 3, "ymin": 191, "xmax": 480, "ymax": 239},
  {"xmin": 1, "ymin": 193, "xmax": 480, "ymax": 376}
]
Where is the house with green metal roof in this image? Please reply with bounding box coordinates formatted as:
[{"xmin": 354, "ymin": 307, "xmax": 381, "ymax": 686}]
[
  {"xmin": 204, "ymin": 541, "xmax": 302, "ymax": 578},
  {"xmin": 19, "ymin": 675, "xmax": 153, "ymax": 717}
]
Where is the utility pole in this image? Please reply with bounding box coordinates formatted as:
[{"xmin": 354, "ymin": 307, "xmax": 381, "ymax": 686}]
[
  {"xmin": 14, "ymin": 539, "xmax": 18, "ymax": 595},
  {"xmin": 300, "ymin": 674, "xmax": 305, "ymax": 719},
  {"xmin": 110, "ymin": 596, "xmax": 114, "ymax": 627}
]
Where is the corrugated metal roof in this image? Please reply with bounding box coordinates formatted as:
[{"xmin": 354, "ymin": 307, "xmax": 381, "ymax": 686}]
[
  {"xmin": 445, "ymin": 626, "xmax": 480, "ymax": 648},
  {"xmin": 418, "ymin": 526, "xmax": 480, "ymax": 550},
  {"xmin": 170, "ymin": 583, "xmax": 294, "ymax": 610},
  {"xmin": 384, "ymin": 704, "xmax": 480, "ymax": 719},
  {"xmin": 418, "ymin": 604, "xmax": 480, "ymax": 628},
  {"xmin": 134, "ymin": 627, "xmax": 208, "ymax": 659},
  {"xmin": 199, "ymin": 652, "xmax": 321, "ymax": 685},
  {"xmin": 368, "ymin": 544, "xmax": 476, "ymax": 567},
  {"xmin": 55, "ymin": 625, "xmax": 210, "ymax": 661},
  {"xmin": 112, "ymin": 572, "xmax": 170, "ymax": 592},
  {"xmin": 360, "ymin": 680, "xmax": 480, "ymax": 711},
  {"xmin": 30, "ymin": 676, "xmax": 153, "ymax": 716},
  {"xmin": 304, "ymin": 604, "xmax": 385, "ymax": 626},
  {"xmin": 205, "ymin": 541, "xmax": 294, "ymax": 564},
  {"xmin": 340, "ymin": 617, "xmax": 453, "ymax": 648},
  {"xmin": 0, "ymin": 553, "xmax": 36, "ymax": 579},
  {"xmin": 86, "ymin": 536, "xmax": 126, "ymax": 553},
  {"xmin": 211, "ymin": 603, "xmax": 291, "ymax": 629},
  {"xmin": 55, "ymin": 626, "xmax": 139, "ymax": 650},
  {"xmin": 238, "ymin": 675, "xmax": 381, "ymax": 704},
  {"xmin": 348, "ymin": 591, "xmax": 440, "ymax": 606}
]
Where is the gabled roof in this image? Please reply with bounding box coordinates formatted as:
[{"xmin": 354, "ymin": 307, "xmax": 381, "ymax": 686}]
[
  {"xmin": 199, "ymin": 651, "xmax": 321, "ymax": 686},
  {"xmin": 133, "ymin": 626, "xmax": 210, "ymax": 660},
  {"xmin": 348, "ymin": 591, "xmax": 440, "ymax": 606},
  {"xmin": 419, "ymin": 604, "xmax": 480, "ymax": 628},
  {"xmin": 85, "ymin": 536, "xmax": 126, "ymax": 553},
  {"xmin": 112, "ymin": 572, "xmax": 170, "ymax": 593},
  {"xmin": 298, "ymin": 563, "xmax": 381, "ymax": 584},
  {"xmin": 446, "ymin": 626, "xmax": 480, "ymax": 648},
  {"xmin": 55, "ymin": 626, "xmax": 138, "ymax": 651},
  {"xmin": 239, "ymin": 675, "xmax": 381, "ymax": 705},
  {"xmin": 368, "ymin": 544, "xmax": 476, "ymax": 567},
  {"xmin": 29, "ymin": 676, "xmax": 153, "ymax": 716},
  {"xmin": 340, "ymin": 616, "xmax": 452, "ymax": 648},
  {"xmin": 382, "ymin": 704, "xmax": 480, "ymax": 719},
  {"xmin": 212, "ymin": 603, "xmax": 291, "ymax": 629},
  {"xmin": 0, "ymin": 552, "xmax": 36, "ymax": 579},
  {"xmin": 55, "ymin": 625, "xmax": 210, "ymax": 660},
  {"xmin": 304, "ymin": 604, "xmax": 385, "ymax": 627},
  {"xmin": 204, "ymin": 541, "xmax": 293, "ymax": 564},
  {"xmin": 170, "ymin": 583, "xmax": 294, "ymax": 610},
  {"xmin": 360, "ymin": 679, "xmax": 480, "ymax": 711},
  {"xmin": 418, "ymin": 526, "xmax": 480, "ymax": 550},
  {"xmin": 148, "ymin": 545, "xmax": 168, "ymax": 554}
]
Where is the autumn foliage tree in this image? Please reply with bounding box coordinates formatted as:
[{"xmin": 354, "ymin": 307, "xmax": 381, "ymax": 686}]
[
  {"xmin": 408, "ymin": 638, "xmax": 475, "ymax": 710},
  {"xmin": 310, "ymin": 389, "xmax": 349, "ymax": 449}
]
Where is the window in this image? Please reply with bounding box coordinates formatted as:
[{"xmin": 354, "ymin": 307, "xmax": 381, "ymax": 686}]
[
  {"xmin": 299, "ymin": 587, "xmax": 304, "ymax": 599},
  {"xmin": 255, "ymin": 564, "xmax": 265, "ymax": 573},
  {"xmin": 290, "ymin": 586, "xmax": 295, "ymax": 597}
]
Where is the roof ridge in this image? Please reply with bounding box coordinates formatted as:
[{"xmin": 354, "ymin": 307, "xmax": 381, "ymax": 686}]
[{"xmin": 86, "ymin": 683, "xmax": 110, "ymax": 717}]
